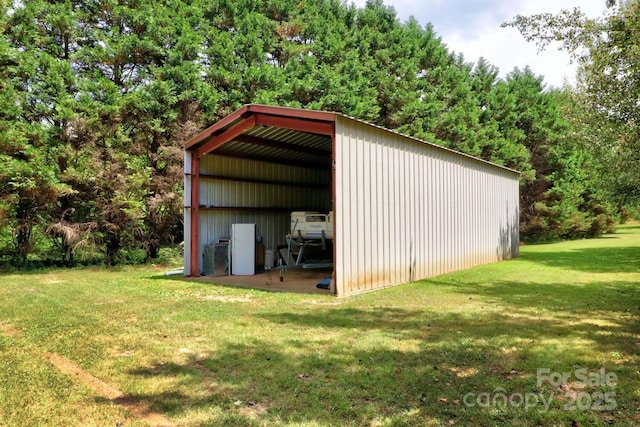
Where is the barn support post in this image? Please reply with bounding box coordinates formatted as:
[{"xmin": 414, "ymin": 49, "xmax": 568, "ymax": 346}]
[
  {"xmin": 189, "ymin": 154, "xmax": 200, "ymax": 276},
  {"xmin": 331, "ymin": 127, "xmax": 338, "ymax": 297}
]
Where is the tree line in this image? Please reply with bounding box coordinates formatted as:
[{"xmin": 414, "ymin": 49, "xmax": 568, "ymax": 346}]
[{"xmin": 0, "ymin": 0, "xmax": 635, "ymax": 267}]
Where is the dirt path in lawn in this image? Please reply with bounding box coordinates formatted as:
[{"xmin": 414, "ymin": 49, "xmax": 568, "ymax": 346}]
[
  {"xmin": 0, "ymin": 321, "xmax": 21, "ymax": 337},
  {"xmin": 0, "ymin": 321, "xmax": 174, "ymax": 427}
]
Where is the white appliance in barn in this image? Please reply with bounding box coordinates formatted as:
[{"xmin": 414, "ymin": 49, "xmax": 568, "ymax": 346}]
[{"xmin": 231, "ymin": 223, "xmax": 256, "ymax": 275}]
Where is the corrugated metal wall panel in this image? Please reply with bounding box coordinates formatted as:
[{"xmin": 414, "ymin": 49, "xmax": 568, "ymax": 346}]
[
  {"xmin": 334, "ymin": 116, "xmax": 520, "ymax": 297},
  {"xmin": 183, "ymin": 207, "xmax": 191, "ymax": 272},
  {"xmin": 198, "ymin": 156, "xmax": 329, "ymax": 210},
  {"xmin": 200, "ymin": 155, "xmax": 329, "ymax": 184},
  {"xmin": 198, "ymin": 178, "xmax": 328, "ymax": 209},
  {"xmin": 191, "ymin": 154, "xmax": 332, "ymax": 273},
  {"xmin": 198, "ymin": 210, "xmax": 288, "ymax": 254}
]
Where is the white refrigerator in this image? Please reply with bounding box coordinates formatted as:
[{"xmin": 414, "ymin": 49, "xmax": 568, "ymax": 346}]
[{"xmin": 231, "ymin": 223, "xmax": 256, "ymax": 275}]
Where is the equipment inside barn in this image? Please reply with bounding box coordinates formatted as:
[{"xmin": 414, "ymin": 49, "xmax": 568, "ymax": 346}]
[{"xmin": 276, "ymin": 211, "xmax": 334, "ymax": 282}]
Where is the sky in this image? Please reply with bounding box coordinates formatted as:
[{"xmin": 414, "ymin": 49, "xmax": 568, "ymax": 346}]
[{"xmin": 350, "ymin": 0, "xmax": 609, "ymax": 88}]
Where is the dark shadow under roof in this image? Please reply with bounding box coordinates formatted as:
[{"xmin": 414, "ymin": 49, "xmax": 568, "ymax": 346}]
[{"xmin": 185, "ymin": 104, "xmax": 336, "ymax": 169}]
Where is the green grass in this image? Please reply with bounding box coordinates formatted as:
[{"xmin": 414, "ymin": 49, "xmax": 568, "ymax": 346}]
[{"xmin": 1, "ymin": 225, "xmax": 639, "ymax": 426}]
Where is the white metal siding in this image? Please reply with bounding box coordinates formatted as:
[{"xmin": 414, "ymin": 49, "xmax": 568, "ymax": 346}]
[
  {"xmin": 334, "ymin": 116, "xmax": 519, "ymax": 297},
  {"xmin": 199, "ymin": 155, "xmax": 330, "ymax": 207}
]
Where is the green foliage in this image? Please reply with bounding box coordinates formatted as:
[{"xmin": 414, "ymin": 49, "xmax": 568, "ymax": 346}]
[
  {"xmin": 504, "ymin": 0, "xmax": 640, "ymax": 208},
  {"xmin": 0, "ymin": 0, "xmax": 629, "ymax": 266},
  {"xmin": 0, "ymin": 2, "xmax": 74, "ymax": 265},
  {"xmin": 2, "ymin": 0, "xmax": 204, "ymax": 266}
]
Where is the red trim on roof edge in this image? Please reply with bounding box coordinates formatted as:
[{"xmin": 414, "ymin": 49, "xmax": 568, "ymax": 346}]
[
  {"xmin": 247, "ymin": 104, "xmax": 337, "ymax": 122},
  {"xmin": 194, "ymin": 115, "xmax": 257, "ymax": 158},
  {"xmin": 254, "ymin": 113, "xmax": 334, "ymax": 136},
  {"xmin": 185, "ymin": 104, "xmax": 337, "ymax": 152},
  {"xmin": 185, "ymin": 105, "xmax": 249, "ymax": 150}
]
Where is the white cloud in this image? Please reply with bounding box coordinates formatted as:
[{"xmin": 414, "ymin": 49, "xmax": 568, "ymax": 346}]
[{"xmin": 349, "ymin": 0, "xmax": 608, "ymax": 88}]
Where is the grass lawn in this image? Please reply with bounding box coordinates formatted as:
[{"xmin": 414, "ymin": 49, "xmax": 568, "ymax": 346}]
[{"xmin": 0, "ymin": 225, "xmax": 639, "ymax": 426}]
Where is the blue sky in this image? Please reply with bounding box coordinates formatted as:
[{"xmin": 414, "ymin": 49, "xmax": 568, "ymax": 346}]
[{"xmin": 350, "ymin": 0, "xmax": 608, "ymax": 88}]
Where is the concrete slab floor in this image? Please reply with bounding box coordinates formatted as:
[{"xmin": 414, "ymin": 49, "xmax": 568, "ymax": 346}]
[{"xmin": 190, "ymin": 267, "xmax": 334, "ymax": 295}]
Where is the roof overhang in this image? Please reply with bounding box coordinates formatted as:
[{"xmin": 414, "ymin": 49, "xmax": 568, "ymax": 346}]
[
  {"xmin": 185, "ymin": 105, "xmax": 336, "ymax": 168},
  {"xmin": 186, "ymin": 103, "xmax": 521, "ymax": 176}
]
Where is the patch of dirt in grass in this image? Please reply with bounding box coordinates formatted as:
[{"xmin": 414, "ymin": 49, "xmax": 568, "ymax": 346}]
[
  {"xmin": 237, "ymin": 401, "xmax": 268, "ymax": 419},
  {"xmin": 0, "ymin": 321, "xmax": 21, "ymax": 337},
  {"xmin": 1, "ymin": 321, "xmax": 173, "ymax": 425},
  {"xmin": 445, "ymin": 366, "xmax": 478, "ymax": 378},
  {"xmin": 173, "ymin": 345, "xmax": 213, "ymax": 360},
  {"xmin": 308, "ymin": 299, "xmax": 342, "ymax": 306},
  {"xmin": 198, "ymin": 295, "xmax": 252, "ymax": 303},
  {"xmin": 551, "ymin": 381, "xmax": 588, "ymax": 403},
  {"xmin": 46, "ymin": 352, "xmax": 123, "ymax": 400},
  {"xmin": 45, "ymin": 352, "xmax": 175, "ymax": 426}
]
